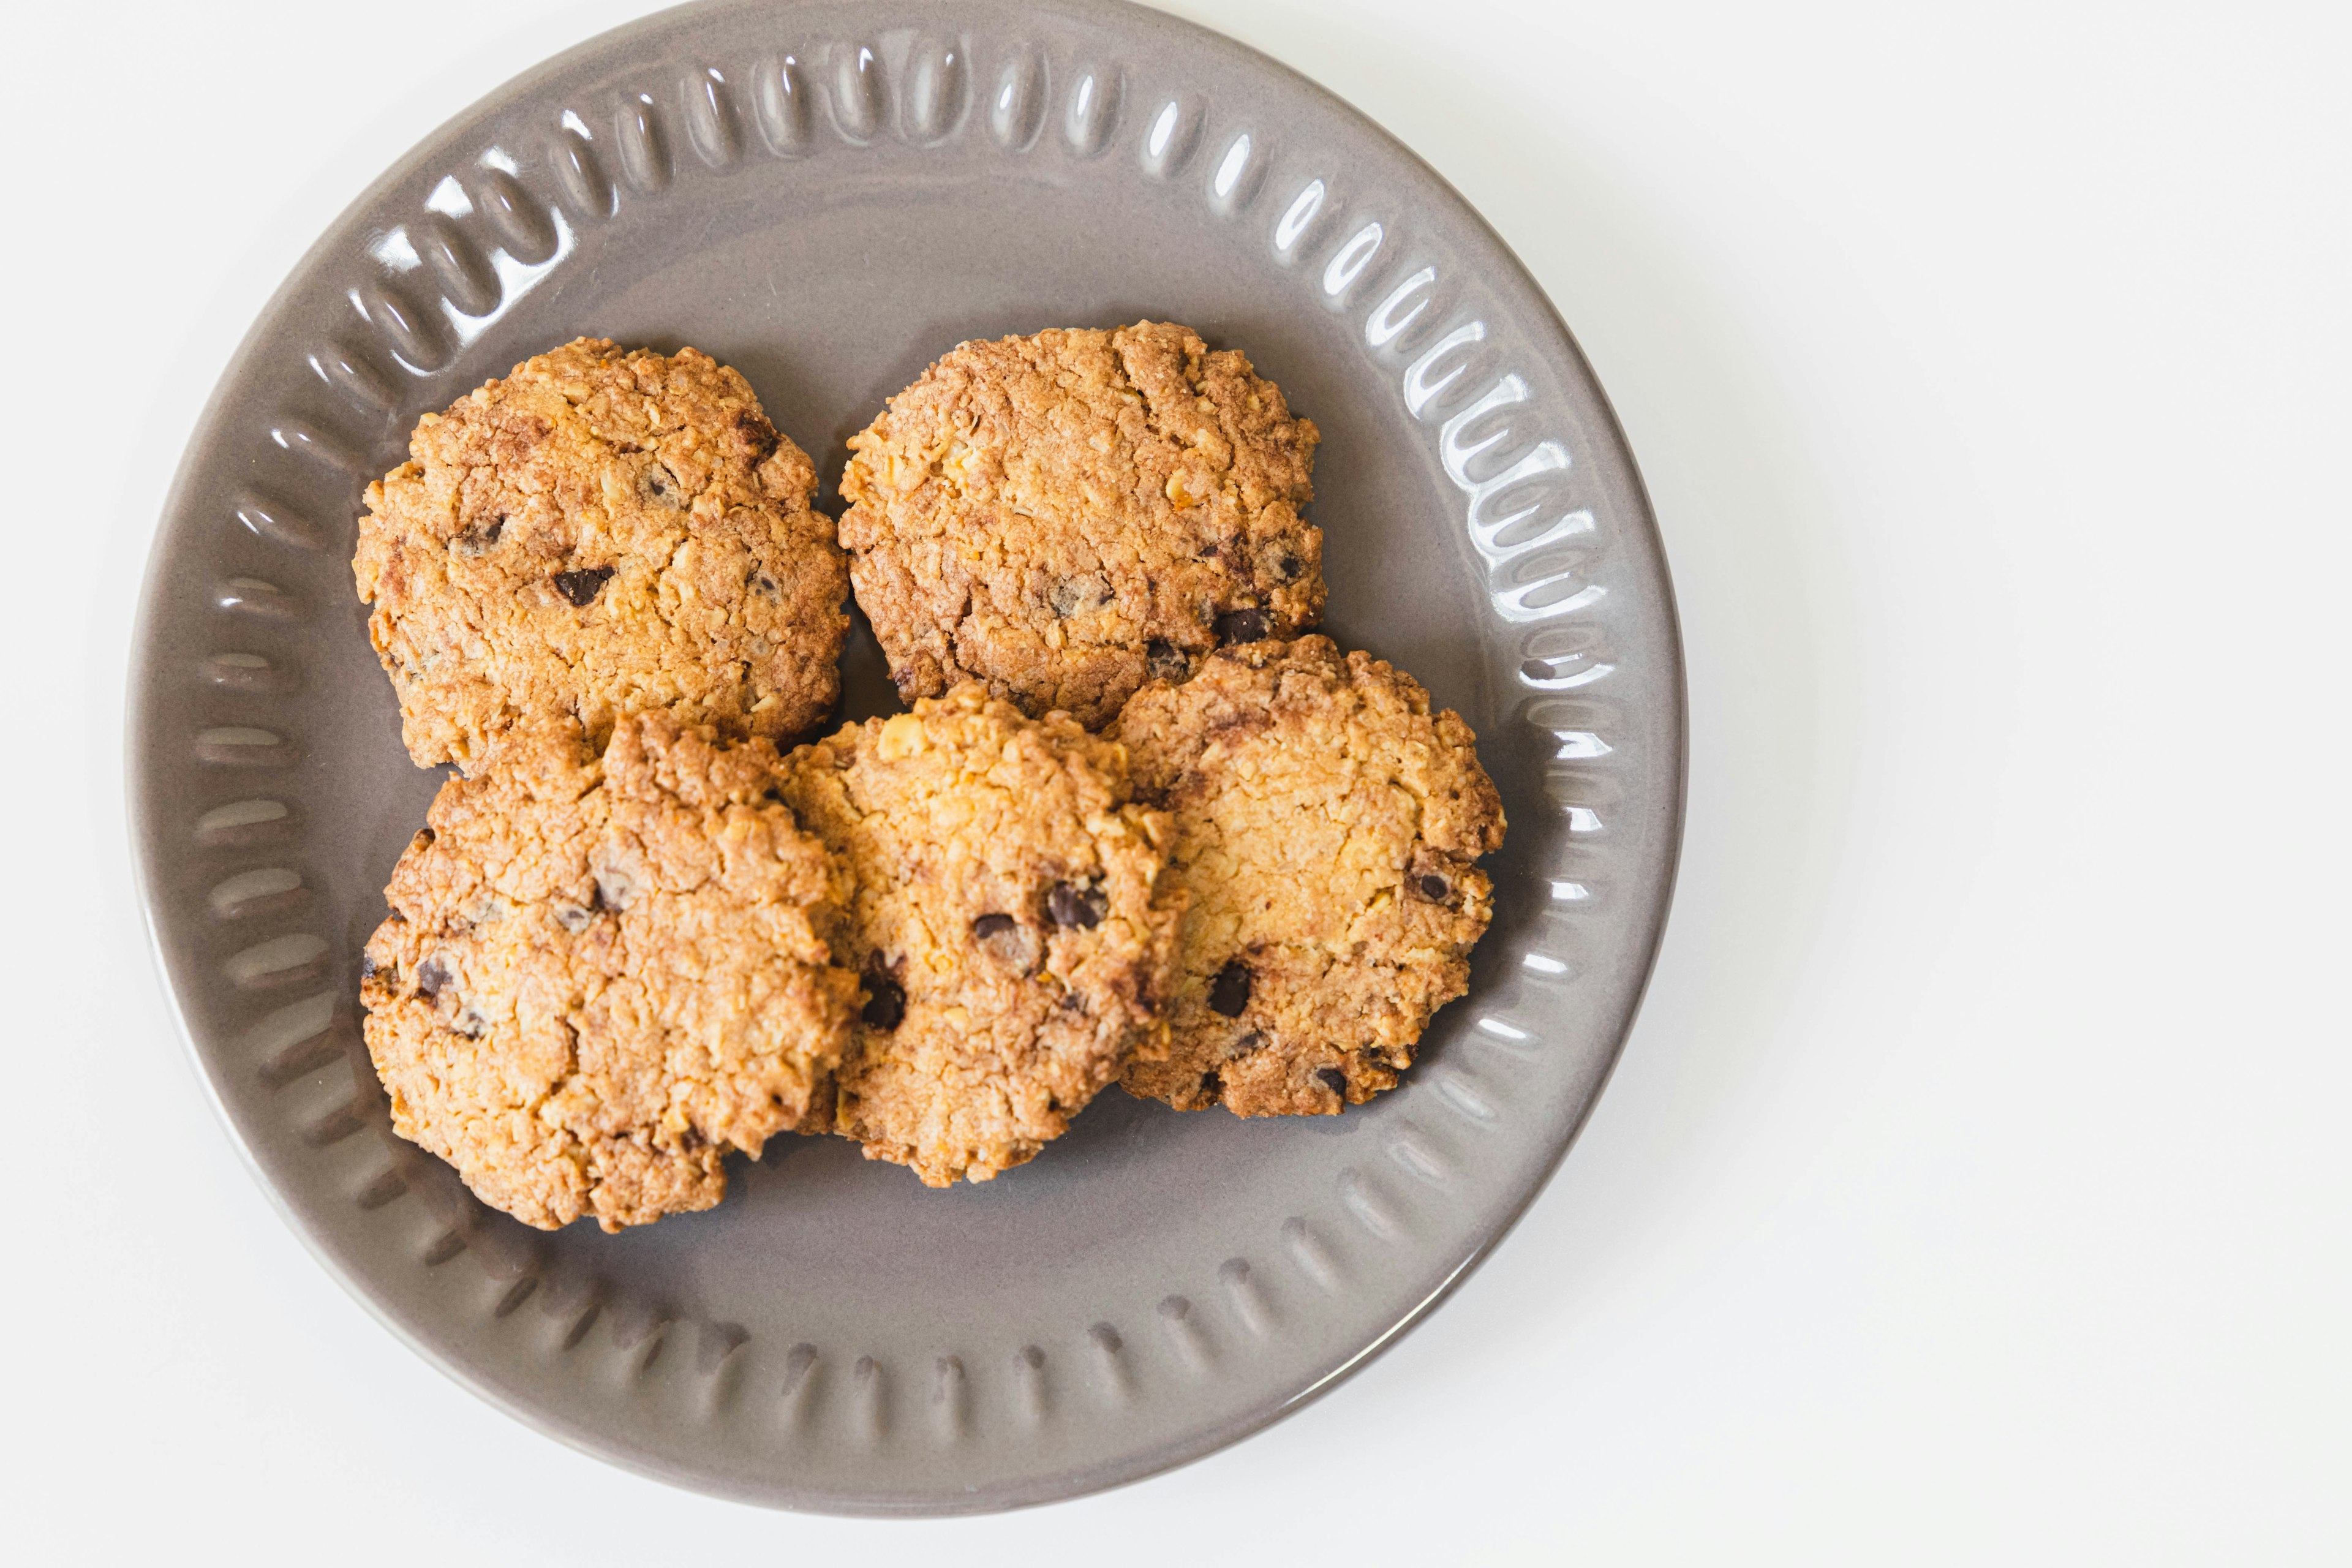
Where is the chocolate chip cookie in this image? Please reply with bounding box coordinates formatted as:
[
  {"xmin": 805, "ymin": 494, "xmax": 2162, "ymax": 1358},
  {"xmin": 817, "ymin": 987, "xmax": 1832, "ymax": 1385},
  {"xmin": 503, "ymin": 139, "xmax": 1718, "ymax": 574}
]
[
  {"xmin": 839, "ymin": 320, "xmax": 1322, "ymax": 729},
  {"xmin": 354, "ymin": 337, "xmax": 849, "ymax": 771},
  {"xmin": 360, "ymin": 712, "xmax": 858, "ymax": 1231},
  {"xmin": 774, "ymin": 684, "xmax": 1183, "ymax": 1184},
  {"xmin": 1111, "ymin": 637, "xmax": 1506, "ymax": 1116}
]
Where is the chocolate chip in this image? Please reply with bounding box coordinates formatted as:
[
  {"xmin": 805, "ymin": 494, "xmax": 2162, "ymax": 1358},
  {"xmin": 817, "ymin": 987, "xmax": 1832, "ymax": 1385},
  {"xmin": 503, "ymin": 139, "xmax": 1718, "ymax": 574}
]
[
  {"xmin": 1214, "ymin": 608, "xmax": 1268, "ymax": 645},
  {"xmin": 637, "ymin": 462, "xmax": 686, "ymax": 509},
  {"xmin": 551, "ymin": 902, "xmax": 594, "ymax": 933},
  {"xmin": 750, "ymin": 572, "xmax": 780, "ymax": 598},
  {"xmin": 1267, "ymin": 549, "xmax": 1302, "ymax": 582},
  {"xmin": 973, "ymin": 913, "xmax": 1041, "ymax": 972},
  {"xmin": 451, "ymin": 516, "xmax": 504, "ymax": 557},
  {"xmin": 415, "ymin": 957, "xmax": 450, "ymax": 998},
  {"xmin": 553, "ymin": 566, "xmax": 615, "ymax": 606},
  {"xmin": 1208, "ymin": 960, "xmax": 1251, "ymax": 1016},
  {"xmin": 1196, "ymin": 541, "xmax": 1219, "ymax": 559},
  {"xmin": 1316, "ymin": 1067, "xmax": 1348, "ymax": 1096},
  {"xmin": 1233, "ymin": 1030, "xmax": 1265, "ymax": 1054},
  {"xmin": 1145, "ymin": 639, "xmax": 1191, "ymax": 683},
  {"xmin": 455, "ymin": 1008, "xmax": 488, "ymax": 1038},
  {"xmin": 861, "ymin": 971, "xmax": 905, "ymax": 1031},
  {"xmin": 731, "ymin": 409, "xmax": 779, "ymax": 462},
  {"xmin": 1408, "ymin": 848, "xmax": 1460, "ymax": 905},
  {"xmin": 1048, "ymin": 881, "xmax": 1108, "ymax": 929}
]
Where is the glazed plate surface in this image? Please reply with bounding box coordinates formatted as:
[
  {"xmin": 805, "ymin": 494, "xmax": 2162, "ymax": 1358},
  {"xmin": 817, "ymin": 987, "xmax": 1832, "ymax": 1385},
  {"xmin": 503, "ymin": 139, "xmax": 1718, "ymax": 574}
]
[{"xmin": 129, "ymin": 0, "xmax": 1683, "ymax": 1513}]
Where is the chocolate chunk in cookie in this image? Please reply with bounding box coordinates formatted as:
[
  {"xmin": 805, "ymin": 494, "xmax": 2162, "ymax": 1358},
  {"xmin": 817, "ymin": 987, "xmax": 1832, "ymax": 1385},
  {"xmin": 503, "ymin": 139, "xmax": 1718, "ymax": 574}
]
[
  {"xmin": 839, "ymin": 321, "xmax": 1321, "ymax": 729},
  {"xmin": 354, "ymin": 337, "xmax": 849, "ymax": 771},
  {"xmin": 360, "ymin": 712, "xmax": 859, "ymax": 1231},
  {"xmin": 1111, "ymin": 636, "xmax": 1505, "ymax": 1116},
  {"xmin": 774, "ymin": 685, "xmax": 1184, "ymax": 1184}
]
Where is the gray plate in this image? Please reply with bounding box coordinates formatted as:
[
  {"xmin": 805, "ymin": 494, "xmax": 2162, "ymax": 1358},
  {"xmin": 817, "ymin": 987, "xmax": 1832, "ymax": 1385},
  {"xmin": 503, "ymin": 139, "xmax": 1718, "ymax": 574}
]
[{"xmin": 127, "ymin": 0, "xmax": 1683, "ymax": 1515}]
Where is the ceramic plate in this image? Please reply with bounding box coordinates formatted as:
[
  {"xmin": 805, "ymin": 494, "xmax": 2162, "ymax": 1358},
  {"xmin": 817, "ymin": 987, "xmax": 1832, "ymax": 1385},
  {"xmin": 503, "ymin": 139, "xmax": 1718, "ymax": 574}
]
[{"xmin": 127, "ymin": 0, "xmax": 1683, "ymax": 1515}]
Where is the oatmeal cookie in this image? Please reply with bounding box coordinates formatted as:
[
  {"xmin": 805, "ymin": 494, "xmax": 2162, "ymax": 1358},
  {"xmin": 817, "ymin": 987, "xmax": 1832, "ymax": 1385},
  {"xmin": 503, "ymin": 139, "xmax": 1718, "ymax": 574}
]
[
  {"xmin": 1111, "ymin": 636, "xmax": 1506, "ymax": 1115},
  {"xmin": 775, "ymin": 685, "xmax": 1183, "ymax": 1185},
  {"xmin": 360, "ymin": 712, "xmax": 858, "ymax": 1231},
  {"xmin": 839, "ymin": 321, "xmax": 1321, "ymax": 729},
  {"xmin": 354, "ymin": 337, "xmax": 848, "ymax": 771}
]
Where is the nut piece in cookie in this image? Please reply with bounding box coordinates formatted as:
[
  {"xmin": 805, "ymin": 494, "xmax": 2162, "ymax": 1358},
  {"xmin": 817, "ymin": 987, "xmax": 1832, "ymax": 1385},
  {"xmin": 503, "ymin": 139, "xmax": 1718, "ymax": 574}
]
[
  {"xmin": 360, "ymin": 712, "xmax": 859, "ymax": 1231},
  {"xmin": 774, "ymin": 684, "xmax": 1184, "ymax": 1185},
  {"xmin": 353, "ymin": 337, "xmax": 850, "ymax": 771},
  {"xmin": 839, "ymin": 320, "xmax": 1321, "ymax": 729},
  {"xmin": 1110, "ymin": 636, "xmax": 1506, "ymax": 1116}
]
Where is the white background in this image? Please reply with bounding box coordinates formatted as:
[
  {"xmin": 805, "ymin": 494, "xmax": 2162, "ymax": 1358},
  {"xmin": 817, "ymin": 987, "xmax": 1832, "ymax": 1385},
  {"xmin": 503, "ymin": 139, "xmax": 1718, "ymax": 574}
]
[{"xmin": 5, "ymin": 0, "xmax": 2345, "ymax": 1560}]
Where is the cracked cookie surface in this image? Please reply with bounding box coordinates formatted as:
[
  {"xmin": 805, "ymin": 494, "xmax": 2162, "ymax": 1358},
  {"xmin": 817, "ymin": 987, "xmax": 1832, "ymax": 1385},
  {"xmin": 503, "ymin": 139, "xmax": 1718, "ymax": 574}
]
[
  {"xmin": 775, "ymin": 685, "xmax": 1183, "ymax": 1185},
  {"xmin": 1111, "ymin": 636, "xmax": 1505, "ymax": 1116},
  {"xmin": 360, "ymin": 712, "xmax": 858, "ymax": 1231},
  {"xmin": 355, "ymin": 337, "xmax": 848, "ymax": 771},
  {"xmin": 839, "ymin": 321, "xmax": 1321, "ymax": 729}
]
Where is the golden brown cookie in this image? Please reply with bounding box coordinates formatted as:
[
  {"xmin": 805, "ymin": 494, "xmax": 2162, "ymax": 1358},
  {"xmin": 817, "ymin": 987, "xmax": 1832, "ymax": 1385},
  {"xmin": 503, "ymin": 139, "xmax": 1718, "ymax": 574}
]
[
  {"xmin": 839, "ymin": 321, "xmax": 1321, "ymax": 729},
  {"xmin": 360, "ymin": 712, "xmax": 858, "ymax": 1231},
  {"xmin": 354, "ymin": 337, "xmax": 849, "ymax": 771},
  {"xmin": 1111, "ymin": 636, "xmax": 1505, "ymax": 1116},
  {"xmin": 774, "ymin": 685, "xmax": 1183, "ymax": 1185}
]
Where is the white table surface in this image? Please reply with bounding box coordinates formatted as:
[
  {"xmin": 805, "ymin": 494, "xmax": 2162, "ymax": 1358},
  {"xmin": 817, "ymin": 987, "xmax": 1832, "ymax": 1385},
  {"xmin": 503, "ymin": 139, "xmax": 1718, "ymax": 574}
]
[{"xmin": 9, "ymin": 1, "xmax": 2345, "ymax": 1559}]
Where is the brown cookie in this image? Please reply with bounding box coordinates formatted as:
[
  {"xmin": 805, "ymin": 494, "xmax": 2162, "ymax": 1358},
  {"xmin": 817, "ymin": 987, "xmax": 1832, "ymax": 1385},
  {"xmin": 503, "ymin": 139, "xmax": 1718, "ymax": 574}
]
[
  {"xmin": 354, "ymin": 337, "xmax": 849, "ymax": 771},
  {"xmin": 839, "ymin": 320, "xmax": 1321, "ymax": 729},
  {"xmin": 360, "ymin": 712, "xmax": 858, "ymax": 1231},
  {"xmin": 1111, "ymin": 636, "xmax": 1505, "ymax": 1115},
  {"xmin": 774, "ymin": 685, "xmax": 1183, "ymax": 1185}
]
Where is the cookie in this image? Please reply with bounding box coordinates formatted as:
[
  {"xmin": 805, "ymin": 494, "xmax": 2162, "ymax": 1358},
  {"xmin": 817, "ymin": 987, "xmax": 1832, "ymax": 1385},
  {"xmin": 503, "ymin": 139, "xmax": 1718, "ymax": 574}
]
[
  {"xmin": 839, "ymin": 320, "xmax": 1322, "ymax": 729},
  {"xmin": 774, "ymin": 684, "xmax": 1183, "ymax": 1185},
  {"xmin": 1110, "ymin": 636, "xmax": 1506, "ymax": 1116},
  {"xmin": 354, "ymin": 337, "xmax": 849, "ymax": 771},
  {"xmin": 360, "ymin": 712, "xmax": 859, "ymax": 1231}
]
